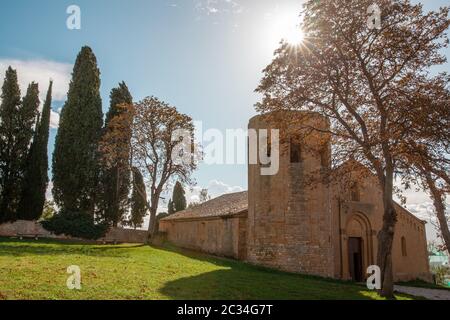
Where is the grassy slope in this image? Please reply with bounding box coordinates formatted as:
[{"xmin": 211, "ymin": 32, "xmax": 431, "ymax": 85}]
[{"xmin": 0, "ymin": 238, "xmax": 417, "ymax": 300}]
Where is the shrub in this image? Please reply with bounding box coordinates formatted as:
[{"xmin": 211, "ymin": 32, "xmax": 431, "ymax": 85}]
[
  {"xmin": 41, "ymin": 210, "xmax": 109, "ymax": 240},
  {"xmin": 432, "ymin": 265, "xmax": 450, "ymax": 287},
  {"xmin": 39, "ymin": 201, "xmax": 57, "ymax": 221}
]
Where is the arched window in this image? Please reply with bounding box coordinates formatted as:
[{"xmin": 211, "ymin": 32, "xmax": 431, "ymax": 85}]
[
  {"xmin": 401, "ymin": 237, "xmax": 407, "ymax": 257},
  {"xmin": 350, "ymin": 182, "xmax": 360, "ymax": 202}
]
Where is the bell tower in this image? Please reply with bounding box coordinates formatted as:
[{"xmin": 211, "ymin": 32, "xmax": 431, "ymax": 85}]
[{"xmin": 247, "ymin": 111, "xmax": 334, "ymax": 277}]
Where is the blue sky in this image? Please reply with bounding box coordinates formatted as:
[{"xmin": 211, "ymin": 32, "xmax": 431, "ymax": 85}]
[
  {"xmin": 0, "ymin": 0, "xmax": 309, "ymax": 195},
  {"xmin": 0, "ymin": 0, "xmax": 449, "ymax": 217}
]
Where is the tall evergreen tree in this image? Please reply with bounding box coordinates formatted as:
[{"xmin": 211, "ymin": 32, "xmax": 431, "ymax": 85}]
[
  {"xmin": 172, "ymin": 181, "xmax": 187, "ymax": 213},
  {"xmin": 106, "ymin": 81, "xmax": 133, "ymax": 124},
  {"xmin": 0, "ymin": 67, "xmax": 22, "ymax": 222},
  {"xmin": 167, "ymin": 199, "xmax": 175, "ymax": 215},
  {"xmin": 18, "ymin": 81, "xmax": 53, "ymax": 220},
  {"xmin": 129, "ymin": 167, "xmax": 147, "ymax": 229},
  {"xmin": 19, "ymin": 83, "xmax": 40, "ymax": 154},
  {"xmin": 52, "ymin": 46, "xmax": 103, "ymax": 213},
  {"xmin": 101, "ymin": 82, "xmax": 133, "ymax": 226},
  {"xmin": 0, "ymin": 69, "xmax": 40, "ymax": 222}
]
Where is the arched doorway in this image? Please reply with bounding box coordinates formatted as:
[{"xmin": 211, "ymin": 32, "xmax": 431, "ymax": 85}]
[
  {"xmin": 343, "ymin": 213, "xmax": 373, "ymax": 282},
  {"xmin": 348, "ymin": 237, "xmax": 363, "ymax": 282}
]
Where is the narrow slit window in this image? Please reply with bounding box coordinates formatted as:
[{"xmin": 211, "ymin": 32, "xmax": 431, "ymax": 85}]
[
  {"xmin": 350, "ymin": 182, "xmax": 360, "ymax": 202},
  {"xmin": 290, "ymin": 139, "xmax": 301, "ymax": 163},
  {"xmin": 320, "ymin": 148, "xmax": 329, "ymax": 168},
  {"xmin": 401, "ymin": 237, "xmax": 407, "ymax": 257}
]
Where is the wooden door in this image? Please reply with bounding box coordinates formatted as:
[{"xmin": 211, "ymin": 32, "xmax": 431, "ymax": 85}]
[{"xmin": 348, "ymin": 237, "xmax": 363, "ymax": 282}]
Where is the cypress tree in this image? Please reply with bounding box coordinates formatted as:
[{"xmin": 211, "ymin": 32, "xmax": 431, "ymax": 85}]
[
  {"xmin": 129, "ymin": 167, "xmax": 147, "ymax": 229},
  {"xmin": 168, "ymin": 199, "xmax": 175, "ymax": 215},
  {"xmin": 0, "ymin": 67, "xmax": 21, "ymax": 222},
  {"xmin": 172, "ymin": 181, "xmax": 187, "ymax": 213},
  {"xmin": 0, "ymin": 68, "xmax": 39, "ymax": 222},
  {"xmin": 101, "ymin": 82, "xmax": 133, "ymax": 226},
  {"xmin": 105, "ymin": 81, "xmax": 133, "ymax": 124},
  {"xmin": 52, "ymin": 46, "xmax": 103, "ymax": 213},
  {"xmin": 18, "ymin": 83, "xmax": 40, "ymax": 159},
  {"xmin": 18, "ymin": 81, "xmax": 53, "ymax": 220}
]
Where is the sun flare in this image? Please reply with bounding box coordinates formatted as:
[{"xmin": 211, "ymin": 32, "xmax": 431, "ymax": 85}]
[
  {"xmin": 271, "ymin": 9, "xmax": 304, "ymax": 46},
  {"xmin": 285, "ymin": 23, "xmax": 304, "ymax": 46}
]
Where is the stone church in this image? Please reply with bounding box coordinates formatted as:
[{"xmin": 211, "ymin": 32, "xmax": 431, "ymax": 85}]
[{"xmin": 160, "ymin": 111, "xmax": 431, "ymax": 282}]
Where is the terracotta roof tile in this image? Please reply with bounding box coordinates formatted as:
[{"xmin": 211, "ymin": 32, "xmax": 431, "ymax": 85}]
[{"xmin": 162, "ymin": 191, "xmax": 248, "ymax": 221}]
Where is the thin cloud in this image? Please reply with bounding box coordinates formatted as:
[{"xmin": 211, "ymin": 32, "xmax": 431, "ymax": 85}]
[
  {"xmin": 49, "ymin": 110, "xmax": 60, "ymax": 129},
  {"xmin": 0, "ymin": 59, "xmax": 72, "ymax": 128},
  {"xmin": 187, "ymin": 179, "xmax": 244, "ymax": 203},
  {"xmin": 195, "ymin": 0, "xmax": 244, "ymax": 16},
  {"xmin": 395, "ymin": 186, "xmax": 450, "ymax": 244}
]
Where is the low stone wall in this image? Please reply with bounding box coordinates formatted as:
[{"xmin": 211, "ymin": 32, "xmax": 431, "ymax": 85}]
[
  {"xmin": 0, "ymin": 220, "xmax": 148, "ymax": 244},
  {"xmin": 102, "ymin": 227, "xmax": 148, "ymax": 243},
  {"xmin": 0, "ymin": 220, "xmax": 54, "ymax": 238},
  {"xmin": 159, "ymin": 214, "xmax": 247, "ymax": 260}
]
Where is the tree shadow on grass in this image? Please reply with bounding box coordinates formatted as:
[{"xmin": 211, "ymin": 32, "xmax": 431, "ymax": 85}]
[
  {"xmin": 158, "ymin": 268, "xmax": 381, "ymax": 300},
  {"xmin": 152, "ymin": 243, "xmax": 363, "ymax": 283},
  {"xmin": 153, "ymin": 244, "xmax": 381, "ymax": 300}
]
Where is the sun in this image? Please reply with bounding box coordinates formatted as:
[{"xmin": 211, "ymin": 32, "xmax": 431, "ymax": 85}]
[
  {"xmin": 273, "ymin": 9, "xmax": 304, "ymax": 46},
  {"xmin": 261, "ymin": 5, "xmax": 306, "ymax": 53},
  {"xmin": 284, "ymin": 23, "xmax": 304, "ymax": 46}
]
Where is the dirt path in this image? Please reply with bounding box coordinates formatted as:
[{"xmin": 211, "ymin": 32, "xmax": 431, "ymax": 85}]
[{"xmin": 394, "ymin": 285, "xmax": 450, "ymax": 300}]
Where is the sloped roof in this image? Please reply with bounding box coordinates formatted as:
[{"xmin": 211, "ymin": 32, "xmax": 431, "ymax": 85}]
[
  {"xmin": 162, "ymin": 191, "xmax": 248, "ymax": 221},
  {"xmin": 161, "ymin": 184, "xmax": 423, "ymax": 225}
]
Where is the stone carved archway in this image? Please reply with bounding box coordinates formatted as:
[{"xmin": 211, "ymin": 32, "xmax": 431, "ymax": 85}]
[{"xmin": 342, "ymin": 212, "xmax": 374, "ymax": 281}]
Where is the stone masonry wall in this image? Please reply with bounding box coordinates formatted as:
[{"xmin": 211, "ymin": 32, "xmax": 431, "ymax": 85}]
[
  {"xmin": 159, "ymin": 215, "xmax": 247, "ymax": 260},
  {"xmin": 247, "ymin": 112, "xmax": 334, "ymax": 278},
  {"xmin": 330, "ymin": 166, "xmax": 432, "ymax": 282},
  {"xmin": 0, "ymin": 220, "xmax": 148, "ymax": 243}
]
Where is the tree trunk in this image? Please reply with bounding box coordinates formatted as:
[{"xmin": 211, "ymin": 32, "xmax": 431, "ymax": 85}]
[
  {"xmin": 113, "ymin": 167, "xmax": 121, "ymax": 227},
  {"xmin": 377, "ymin": 167, "xmax": 397, "ymax": 298},
  {"xmin": 146, "ymin": 193, "xmax": 160, "ymax": 240},
  {"xmin": 147, "ymin": 206, "xmax": 158, "ymax": 236},
  {"xmin": 426, "ymin": 173, "xmax": 450, "ymax": 256}
]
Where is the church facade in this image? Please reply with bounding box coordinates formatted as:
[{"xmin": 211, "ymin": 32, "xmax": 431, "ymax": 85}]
[{"xmin": 160, "ymin": 112, "xmax": 431, "ymax": 282}]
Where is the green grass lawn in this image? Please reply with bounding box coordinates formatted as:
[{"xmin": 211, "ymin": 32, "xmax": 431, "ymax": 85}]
[{"xmin": 0, "ymin": 238, "xmax": 418, "ymax": 300}]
